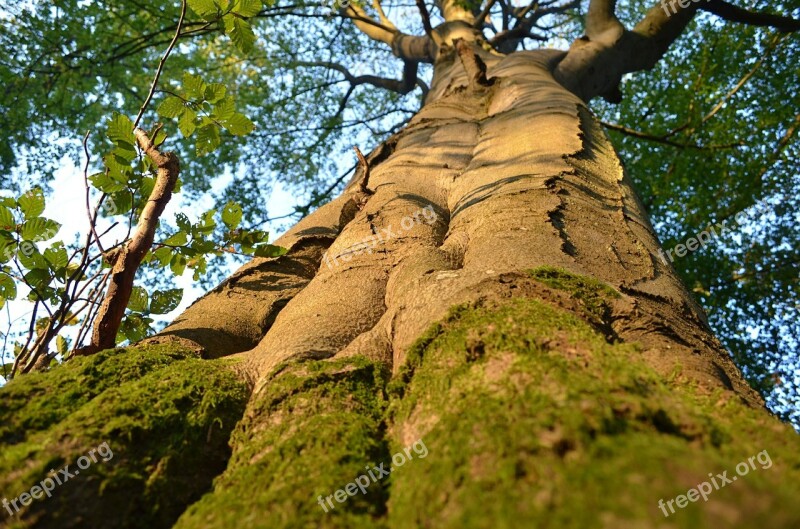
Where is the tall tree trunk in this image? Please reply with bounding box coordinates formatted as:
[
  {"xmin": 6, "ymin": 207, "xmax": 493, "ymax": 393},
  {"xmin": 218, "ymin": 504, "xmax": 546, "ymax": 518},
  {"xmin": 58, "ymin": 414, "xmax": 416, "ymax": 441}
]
[{"xmin": 2, "ymin": 41, "xmax": 799, "ymax": 529}]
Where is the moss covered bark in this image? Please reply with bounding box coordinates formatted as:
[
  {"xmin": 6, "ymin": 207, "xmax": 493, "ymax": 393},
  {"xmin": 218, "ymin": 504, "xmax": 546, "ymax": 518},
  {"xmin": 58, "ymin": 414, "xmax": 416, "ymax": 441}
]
[
  {"xmin": 2, "ymin": 273, "xmax": 798, "ymax": 528},
  {"xmin": 172, "ymin": 357, "xmax": 391, "ymax": 529},
  {"xmin": 385, "ymin": 294, "xmax": 800, "ymax": 528},
  {"xmin": 0, "ymin": 346, "xmax": 249, "ymax": 529}
]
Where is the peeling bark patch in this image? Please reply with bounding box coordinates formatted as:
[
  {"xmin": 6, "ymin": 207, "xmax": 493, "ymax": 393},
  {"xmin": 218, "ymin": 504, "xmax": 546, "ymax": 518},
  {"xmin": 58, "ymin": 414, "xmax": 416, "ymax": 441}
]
[{"xmin": 547, "ymin": 203, "xmax": 578, "ymax": 257}]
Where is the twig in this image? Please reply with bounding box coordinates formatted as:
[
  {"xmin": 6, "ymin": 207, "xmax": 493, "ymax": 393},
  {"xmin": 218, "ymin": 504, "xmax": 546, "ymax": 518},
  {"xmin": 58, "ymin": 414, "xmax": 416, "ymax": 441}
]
[
  {"xmin": 354, "ymin": 146, "xmax": 374, "ymax": 195},
  {"xmin": 132, "ymin": 0, "xmax": 187, "ymax": 129},
  {"xmin": 82, "ymin": 131, "xmax": 105, "ymax": 254},
  {"xmin": 600, "ymin": 121, "xmax": 744, "ymax": 150}
]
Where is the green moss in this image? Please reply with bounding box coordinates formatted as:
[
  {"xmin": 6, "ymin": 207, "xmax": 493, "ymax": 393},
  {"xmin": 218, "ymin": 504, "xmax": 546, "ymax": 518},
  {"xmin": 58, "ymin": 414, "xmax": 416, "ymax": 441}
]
[
  {"xmin": 174, "ymin": 356, "xmax": 391, "ymax": 529},
  {"xmin": 386, "ymin": 297, "xmax": 800, "ymax": 529},
  {"xmin": 528, "ymin": 265, "xmax": 620, "ymax": 324},
  {"xmin": 0, "ymin": 346, "xmax": 197, "ymax": 444},
  {"xmin": 0, "ymin": 345, "xmax": 249, "ymax": 529},
  {"xmin": 3, "ymin": 292, "xmax": 799, "ymax": 529}
]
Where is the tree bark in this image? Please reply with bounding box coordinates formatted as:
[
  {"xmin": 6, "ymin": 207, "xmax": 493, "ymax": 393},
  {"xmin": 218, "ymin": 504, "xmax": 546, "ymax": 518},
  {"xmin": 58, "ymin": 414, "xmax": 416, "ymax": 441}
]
[{"xmin": 2, "ymin": 42, "xmax": 799, "ymax": 529}]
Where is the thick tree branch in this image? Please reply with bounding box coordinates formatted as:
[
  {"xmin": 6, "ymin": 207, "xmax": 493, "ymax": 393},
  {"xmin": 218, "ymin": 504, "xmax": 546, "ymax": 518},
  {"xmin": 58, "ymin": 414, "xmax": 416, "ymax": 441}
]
[
  {"xmin": 438, "ymin": 0, "xmax": 477, "ymax": 24},
  {"xmin": 297, "ymin": 60, "xmax": 420, "ymax": 95},
  {"xmin": 585, "ymin": 0, "xmax": 623, "ymax": 38},
  {"xmin": 703, "ymin": 1, "xmax": 800, "ymax": 32},
  {"xmin": 555, "ymin": 1, "xmax": 701, "ymax": 101},
  {"xmin": 342, "ymin": 4, "xmax": 434, "ymax": 62},
  {"xmin": 556, "ymin": 0, "xmax": 799, "ymax": 102},
  {"xmin": 372, "ymin": 0, "xmax": 398, "ymax": 31}
]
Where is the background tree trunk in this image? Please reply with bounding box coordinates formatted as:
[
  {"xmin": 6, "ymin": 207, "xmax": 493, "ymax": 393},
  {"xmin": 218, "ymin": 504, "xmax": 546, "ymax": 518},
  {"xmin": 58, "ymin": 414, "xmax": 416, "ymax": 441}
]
[{"xmin": 2, "ymin": 43, "xmax": 799, "ymax": 529}]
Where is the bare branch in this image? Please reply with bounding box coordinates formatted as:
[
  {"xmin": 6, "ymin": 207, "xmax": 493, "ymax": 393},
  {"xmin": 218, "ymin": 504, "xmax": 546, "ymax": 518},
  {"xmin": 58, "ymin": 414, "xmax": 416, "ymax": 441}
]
[
  {"xmin": 490, "ymin": 0, "xmax": 580, "ymax": 52},
  {"xmin": 474, "ymin": 0, "xmax": 498, "ymax": 28},
  {"xmin": 296, "ymin": 60, "xmax": 420, "ymax": 95},
  {"xmin": 600, "ymin": 121, "xmax": 744, "ymax": 150},
  {"xmin": 133, "ymin": 0, "xmax": 186, "ymax": 129},
  {"xmin": 703, "ymin": 1, "xmax": 800, "ymax": 33},
  {"xmin": 416, "ymin": 0, "xmax": 433, "ymax": 35},
  {"xmin": 342, "ymin": 4, "xmax": 434, "ymax": 62},
  {"xmin": 354, "ymin": 147, "xmax": 374, "ymax": 195}
]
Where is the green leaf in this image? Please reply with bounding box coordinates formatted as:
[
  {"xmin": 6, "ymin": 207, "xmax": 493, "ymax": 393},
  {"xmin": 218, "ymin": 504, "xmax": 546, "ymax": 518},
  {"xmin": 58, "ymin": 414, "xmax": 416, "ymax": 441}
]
[
  {"xmin": 176, "ymin": 213, "xmax": 191, "ymax": 232},
  {"xmin": 194, "ymin": 209, "xmax": 217, "ymax": 236},
  {"xmin": 183, "ymin": 72, "xmax": 207, "ymax": 100},
  {"xmin": 170, "ymin": 253, "xmax": 187, "ymax": 276},
  {"xmin": 150, "ymin": 288, "xmax": 183, "ymax": 314},
  {"xmin": 212, "ymin": 96, "xmax": 235, "ymax": 121},
  {"xmin": 104, "ymin": 154, "xmax": 134, "ymax": 184},
  {"xmin": 107, "ymin": 191, "xmax": 133, "ymax": 217},
  {"xmin": 128, "ymin": 286, "xmax": 149, "ymax": 312},
  {"xmin": 106, "ymin": 112, "xmax": 136, "ymax": 149},
  {"xmin": 223, "ymin": 15, "xmax": 256, "ymax": 54},
  {"xmin": 232, "ymin": 0, "xmax": 261, "ymax": 17},
  {"xmin": 43, "ymin": 243, "xmax": 68, "ymax": 269},
  {"xmin": 152, "ymin": 247, "xmax": 173, "ymax": 267},
  {"xmin": 0, "ymin": 232, "xmax": 16, "ymax": 264},
  {"xmin": 56, "ymin": 335, "xmax": 69, "ymax": 355},
  {"xmin": 178, "ymin": 107, "xmax": 198, "ymax": 138},
  {"xmin": 20, "ymin": 218, "xmax": 60, "ymax": 242},
  {"xmin": 0, "ymin": 272, "xmax": 16, "ymax": 303},
  {"xmin": 90, "ymin": 172, "xmax": 127, "ymax": 194},
  {"xmin": 0, "ymin": 205, "xmax": 16, "ymax": 230},
  {"xmin": 153, "ymin": 128, "xmax": 168, "ymax": 147},
  {"xmin": 140, "ymin": 176, "xmax": 156, "ymax": 198},
  {"xmin": 24, "ymin": 268, "xmax": 52, "ymax": 288},
  {"xmin": 204, "ymin": 83, "xmax": 227, "ymax": 103},
  {"xmin": 253, "ymin": 244, "xmax": 287, "ymax": 258},
  {"xmin": 223, "ymin": 113, "xmax": 255, "ymax": 135},
  {"xmin": 187, "ymin": 0, "xmax": 219, "ymax": 19},
  {"xmin": 195, "ymin": 124, "xmax": 221, "ymax": 156},
  {"xmin": 18, "ymin": 188, "xmax": 46, "ymax": 220},
  {"xmin": 18, "ymin": 242, "xmax": 43, "ymax": 266},
  {"xmin": 158, "ymin": 95, "xmax": 186, "ymax": 118},
  {"xmin": 163, "ymin": 231, "xmax": 188, "ymax": 246},
  {"xmin": 191, "ymin": 255, "xmax": 208, "ymax": 281},
  {"xmin": 119, "ymin": 313, "xmax": 153, "ymax": 343},
  {"xmin": 221, "ymin": 201, "xmax": 243, "ymax": 229}
]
